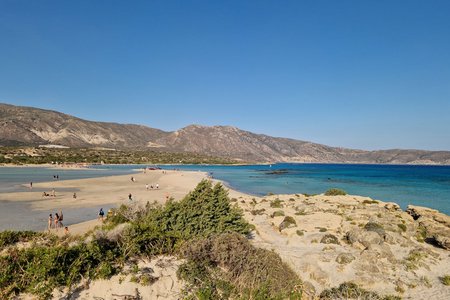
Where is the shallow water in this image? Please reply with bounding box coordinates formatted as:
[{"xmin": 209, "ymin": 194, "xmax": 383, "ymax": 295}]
[
  {"xmin": 0, "ymin": 163, "xmax": 449, "ymax": 231},
  {"xmin": 160, "ymin": 163, "xmax": 450, "ymax": 215}
]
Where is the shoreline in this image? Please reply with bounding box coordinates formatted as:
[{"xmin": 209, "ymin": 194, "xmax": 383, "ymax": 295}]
[{"xmin": 1, "ymin": 170, "xmax": 449, "ymax": 299}]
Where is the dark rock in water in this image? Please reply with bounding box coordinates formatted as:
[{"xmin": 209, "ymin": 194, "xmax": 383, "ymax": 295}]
[
  {"xmin": 406, "ymin": 205, "xmax": 450, "ymax": 250},
  {"xmin": 266, "ymin": 169, "xmax": 289, "ymax": 175}
]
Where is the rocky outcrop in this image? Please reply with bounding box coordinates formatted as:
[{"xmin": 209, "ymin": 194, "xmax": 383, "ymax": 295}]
[{"xmin": 406, "ymin": 205, "xmax": 450, "ymax": 250}]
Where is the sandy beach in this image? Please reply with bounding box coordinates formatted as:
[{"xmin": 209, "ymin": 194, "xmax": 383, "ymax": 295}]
[{"xmin": 2, "ymin": 170, "xmax": 450, "ymax": 299}]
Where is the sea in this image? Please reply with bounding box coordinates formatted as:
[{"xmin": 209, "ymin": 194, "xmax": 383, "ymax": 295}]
[{"xmin": 0, "ymin": 163, "xmax": 449, "ymax": 230}]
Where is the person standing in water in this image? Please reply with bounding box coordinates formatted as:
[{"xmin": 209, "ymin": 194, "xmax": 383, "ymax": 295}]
[
  {"xmin": 30, "ymin": 182, "xmax": 32, "ymax": 189},
  {"xmin": 48, "ymin": 214, "xmax": 53, "ymax": 230}
]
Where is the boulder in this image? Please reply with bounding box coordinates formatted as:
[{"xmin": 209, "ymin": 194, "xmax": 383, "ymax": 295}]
[
  {"xmin": 406, "ymin": 205, "xmax": 450, "ymax": 250},
  {"xmin": 336, "ymin": 253, "xmax": 355, "ymax": 264},
  {"xmin": 346, "ymin": 229, "xmax": 382, "ymax": 248}
]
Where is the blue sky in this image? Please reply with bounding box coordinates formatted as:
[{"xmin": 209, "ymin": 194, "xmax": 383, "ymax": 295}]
[{"xmin": 0, "ymin": 0, "xmax": 449, "ymax": 150}]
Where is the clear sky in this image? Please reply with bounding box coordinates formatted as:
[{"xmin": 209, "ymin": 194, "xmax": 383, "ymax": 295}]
[{"xmin": 1, "ymin": 0, "xmax": 449, "ymax": 151}]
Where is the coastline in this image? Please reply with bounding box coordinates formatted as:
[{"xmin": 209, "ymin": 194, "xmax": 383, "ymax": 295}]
[{"xmin": 1, "ymin": 169, "xmax": 449, "ymax": 299}]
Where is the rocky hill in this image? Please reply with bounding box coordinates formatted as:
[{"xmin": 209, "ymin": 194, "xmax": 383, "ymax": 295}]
[{"xmin": 1, "ymin": 103, "xmax": 450, "ymax": 164}]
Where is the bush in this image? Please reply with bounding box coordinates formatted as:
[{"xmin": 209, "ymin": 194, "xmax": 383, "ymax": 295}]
[
  {"xmin": 0, "ymin": 231, "xmax": 48, "ymax": 249},
  {"xmin": 440, "ymin": 275, "xmax": 450, "ymax": 285},
  {"xmin": 270, "ymin": 199, "xmax": 283, "ymax": 208},
  {"xmin": 397, "ymin": 224, "xmax": 407, "ymax": 232},
  {"xmin": 324, "ymin": 188, "xmax": 347, "ymax": 196},
  {"xmin": 178, "ymin": 232, "xmax": 302, "ymax": 299},
  {"xmin": 271, "ymin": 210, "xmax": 285, "ymax": 218},
  {"xmin": 320, "ymin": 234, "xmax": 340, "ymax": 245},
  {"xmin": 320, "ymin": 282, "xmax": 400, "ymax": 300}
]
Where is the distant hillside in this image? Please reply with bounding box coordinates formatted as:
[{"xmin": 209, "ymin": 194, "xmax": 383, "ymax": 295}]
[{"xmin": 1, "ymin": 103, "xmax": 450, "ymax": 164}]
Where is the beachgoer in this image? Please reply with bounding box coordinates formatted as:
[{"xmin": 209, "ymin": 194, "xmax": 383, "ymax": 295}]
[
  {"xmin": 30, "ymin": 182, "xmax": 33, "ymax": 189},
  {"xmin": 54, "ymin": 213, "xmax": 60, "ymax": 229},
  {"xmin": 128, "ymin": 193, "xmax": 132, "ymax": 201},
  {"xmin": 73, "ymin": 192, "xmax": 77, "ymax": 199},
  {"xmin": 56, "ymin": 175, "xmax": 59, "ymax": 180},
  {"xmin": 64, "ymin": 226, "xmax": 69, "ymax": 235},
  {"xmin": 98, "ymin": 208, "xmax": 105, "ymax": 221},
  {"xmin": 59, "ymin": 210, "xmax": 64, "ymax": 227},
  {"xmin": 145, "ymin": 184, "xmax": 149, "ymax": 190},
  {"xmin": 52, "ymin": 189, "xmax": 56, "ymax": 197},
  {"xmin": 48, "ymin": 214, "xmax": 53, "ymax": 230},
  {"xmin": 156, "ymin": 183, "xmax": 159, "ymax": 189}
]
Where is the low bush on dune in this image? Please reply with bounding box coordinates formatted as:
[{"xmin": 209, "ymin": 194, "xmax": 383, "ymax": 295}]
[
  {"xmin": 0, "ymin": 230, "xmax": 51, "ymax": 249},
  {"xmin": 324, "ymin": 188, "xmax": 347, "ymax": 196},
  {"xmin": 178, "ymin": 232, "xmax": 302, "ymax": 299},
  {"xmin": 320, "ymin": 282, "xmax": 401, "ymax": 300},
  {"xmin": 0, "ymin": 180, "xmax": 301, "ymax": 299}
]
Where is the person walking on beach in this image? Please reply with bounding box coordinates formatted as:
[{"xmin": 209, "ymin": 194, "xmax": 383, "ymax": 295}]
[
  {"xmin": 128, "ymin": 193, "xmax": 133, "ymax": 201},
  {"xmin": 30, "ymin": 182, "xmax": 32, "ymax": 189},
  {"xmin": 156, "ymin": 183, "xmax": 159, "ymax": 189},
  {"xmin": 98, "ymin": 208, "xmax": 105, "ymax": 221},
  {"xmin": 145, "ymin": 184, "xmax": 149, "ymax": 190},
  {"xmin": 52, "ymin": 189, "xmax": 56, "ymax": 197},
  {"xmin": 48, "ymin": 214, "xmax": 53, "ymax": 230},
  {"xmin": 73, "ymin": 192, "xmax": 77, "ymax": 199}
]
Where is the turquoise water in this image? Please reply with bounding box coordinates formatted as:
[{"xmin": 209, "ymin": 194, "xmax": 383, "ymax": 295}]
[
  {"xmin": 0, "ymin": 163, "xmax": 449, "ymax": 230},
  {"xmin": 159, "ymin": 163, "xmax": 450, "ymax": 215}
]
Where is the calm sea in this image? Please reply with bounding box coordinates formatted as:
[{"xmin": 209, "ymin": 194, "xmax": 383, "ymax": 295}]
[
  {"xmin": 0, "ymin": 164, "xmax": 449, "ymax": 231},
  {"xmin": 161, "ymin": 163, "xmax": 450, "ymax": 215}
]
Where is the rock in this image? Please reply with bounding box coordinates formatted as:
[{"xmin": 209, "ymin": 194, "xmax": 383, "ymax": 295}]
[
  {"xmin": 364, "ymin": 222, "xmax": 385, "ymax": 236},
  {"xmin": 384, "ymin": 202, "xmax": 401, "ymax": 211},
  {"xmin": 346, "ymin": 229, "xmax": 382, "ymax": 248},
  {"xmin": 406, "ymin": 205, "xmax": 450, "ymax": 250},
  {"xmin": 320, "ymin": 234, "xmax": 340, "ymax": 245},
  {"xmin": 336, "ymin": 253, "xmax": 355, "ymax": 264}
]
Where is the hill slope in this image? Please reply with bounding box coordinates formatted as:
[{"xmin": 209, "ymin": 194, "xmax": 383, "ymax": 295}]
[{"xmin": 1, "ymin": 103, "xmax": 449, "ymax": 164}]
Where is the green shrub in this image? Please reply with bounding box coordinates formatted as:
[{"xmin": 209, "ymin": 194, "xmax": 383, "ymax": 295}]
[
  {"xmin": 271, "ymin": 210, "xmax": 285, "ymax": 218},
  {"xmin": 397, "ymin": 224, "xmax": 407, "ymax": 232},
  {"xmin": 362, "ymin": 199, "xmax": 379, "ymax": 204},
  {"xmin": 296, "ymin": 230, "xmax": 304, "ymax": 236},
  {"xmin": 279, "ymin": 216, "xmax": 297, "ymax": 231},
  {"xmin": 324, "ymin": 189, "xmax": 347, "ymax": 196},
  {"xmin": 270, "ymin": 199, "xmax": 283, "ymax": 208},
  {"xmin": 0, "ymin": 230, "xmax": 48, "ymax": 249},
  {"xmin": 178, "ymin": 233, "xmax": 302, "ymax": 299},
  {"xmin": 320, "ymin": 234, "xmax": 340, "ymax": 245},
  {"xmin": 320, "ymin": 282, "xmax": 400, "ymax": 300},
  {"xmin": 440, "ymin": 275, "xmax": 450, "ymax": 285}
]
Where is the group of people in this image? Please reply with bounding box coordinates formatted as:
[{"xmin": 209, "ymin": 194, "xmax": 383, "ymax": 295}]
[
  {"xmin": 48, "ymin": 210, "xmax": 64, "ymax": 230},
  {"xmin": 145, "ymin": 183, "xmax": 159, "ymax": 190},
  {"xmin": 42, "ymin": 189, "xmax": 56, "ymax": 197}
]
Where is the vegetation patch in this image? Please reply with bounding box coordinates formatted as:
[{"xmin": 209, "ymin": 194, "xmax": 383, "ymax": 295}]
[
  {"xmin": 279, "ymin": 216, "xmax": 297, "ymax": 231},
  {"xmin": 320, "ymin": 234, "xmax": 340, "ymax": 245},
  {"xmin": 397, "ymin": 223, "xmax": 407, "ymax": 232},
  {"xmin": 178, "ymin": 233, "xmax": 302, "ymax": 299},
  {"xmin": 324, "ymin": 188, "xmax": 347, "ymax": 196},
  {"xmin": 440, "ymin": 274, "xmax": 450, "ymax": 286},
  {"xmin": 320, "ymin": 282, "xmax": 400, "ymax": 300},
  {"xmin": 270, "ymin": 198, "xmax": 283, "ymax": 208},
  {"xmin": 271, "ymin": 210, "xmax": 285, "ymax": 218},
  {"xmin": 404, "ymin": 249, "xmax": 428, "ymax": 271},
  {"xmin": 362, "ymin": 199, "xmax": 379, "ymax": 205},
  {"xmin": 250, "ymin": 208, "xmax": 266, "ymax": 215}
]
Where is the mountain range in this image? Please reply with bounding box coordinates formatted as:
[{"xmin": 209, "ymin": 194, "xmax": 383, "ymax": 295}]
[{"xmin": 1, "ymin": 103, "xmax": 449, "ymax": 164}]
